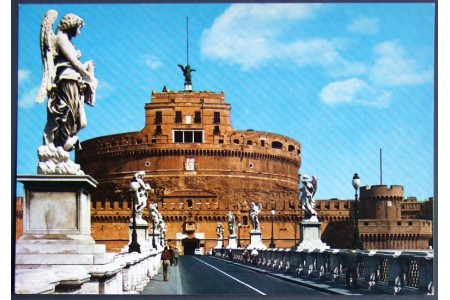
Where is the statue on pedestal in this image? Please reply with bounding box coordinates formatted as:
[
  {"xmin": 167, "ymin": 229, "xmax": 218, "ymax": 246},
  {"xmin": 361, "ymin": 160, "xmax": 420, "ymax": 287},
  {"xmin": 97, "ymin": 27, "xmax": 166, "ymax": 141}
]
[
  {"xmin": 300, "ymin": 175, "xmax": 319, "ymax": 222},
  {"xmin": 149, "ymin": 203, "xmax": 160, "ymax": 229},
  {"xmin": 227, "ymin": 211, "xmax": 236, "ymax": 235},
  {"xmin": 131, "ymin": 171, "xmax": 151, "ymax": 224},
  {"xmin": 249, "ymin": 202, "xmax": 262, "ymax": 231},
  {"xmin": 37, "ymin": 10, "xmax": 98, "ymax": 175},
  {"xmin": 216, "ymin": 222, "xmax": 224, "ymax": 239}
]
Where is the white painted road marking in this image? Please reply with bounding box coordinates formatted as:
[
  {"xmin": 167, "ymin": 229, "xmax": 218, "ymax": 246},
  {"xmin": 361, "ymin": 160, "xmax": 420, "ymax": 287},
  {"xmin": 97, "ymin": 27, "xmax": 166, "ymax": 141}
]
[{"xmin": 193, "ymin": 256, "xmax": 267, "ymax": 295}]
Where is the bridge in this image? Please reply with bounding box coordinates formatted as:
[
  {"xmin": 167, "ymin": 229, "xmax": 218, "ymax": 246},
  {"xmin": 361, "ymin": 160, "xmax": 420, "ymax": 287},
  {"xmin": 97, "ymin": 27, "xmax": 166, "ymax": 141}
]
[{"xmin": 15, "ymin": 246, "xmax": 434, "ymax": 295}]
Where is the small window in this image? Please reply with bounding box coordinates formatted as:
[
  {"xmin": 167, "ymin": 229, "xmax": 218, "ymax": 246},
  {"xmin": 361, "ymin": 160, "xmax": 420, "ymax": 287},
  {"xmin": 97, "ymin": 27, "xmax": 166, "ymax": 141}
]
[
  {"xmin": 243, "ymin": 215, "xmax": 248, "ymax": 226},
  {"xmin": 186, "ymin": 199, "xmax": 193, "ymax": 208},
  {"xmin": 233, "ymin": 139, "xmax": 240, "ymax": 144},
  {"xmin": 218, "ymin": 139, "xmax": 224, "ymax": 144},
  {"xmin": 175, "ymin": 111, "xmax": 182, "ymax": 123},
  {"xmin": 174, "ymin": 131, "xmax": 183, "ymax": 143},
  {"xmin": 194, "ymin": 111, "xmax": 201, "ymax": 123},
  {"xmin": 260, "ymin": 140, "xmax": 265, "ymax": 147},
  {"xmin": 184, "ymin": 131, "xmax": 193, "ymax": 142},
  {"xmin": 194, "ymin": 131, "xmax": 203, "ymax": 143},
  {"xmin": 214, "ymin": 112, "xmax": 221, "ymax": 124},
  {"xmin": 155, "ymin": 111, "xmax": 162, "ymax": 124},
  {"xmin": 247, "ymin": 140, "xmax": 253, "ymax": 146},
  {"xmin": 288, "ymin": 145, "xmax": 295, "ymax": 152},
  {"xmin": 214, "ymin": 126, "xmax": 220, "ymax": 135},
  {"xmin": 137, "ymin": 138, "xmax": 143, "ymax": 144}
]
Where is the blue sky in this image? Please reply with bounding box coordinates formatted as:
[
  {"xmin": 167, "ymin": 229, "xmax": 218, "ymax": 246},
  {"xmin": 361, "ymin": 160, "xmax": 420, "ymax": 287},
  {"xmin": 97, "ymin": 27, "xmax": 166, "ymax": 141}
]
[{"xmin": 15, "ymin": 2, "xmax": 435, "ymax": 200}]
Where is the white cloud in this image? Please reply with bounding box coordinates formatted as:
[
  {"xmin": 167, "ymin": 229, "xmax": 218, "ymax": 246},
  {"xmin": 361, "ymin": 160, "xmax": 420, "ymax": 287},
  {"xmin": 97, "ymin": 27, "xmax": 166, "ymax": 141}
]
[
  {"xmin": 19, "ymin": 86, "xmax": 39, "ymax": 109},
  {"xmin": 143, "ymin": 55, "xmax": 162, "ymax": 70},
  {"xmin": 347, "ymin": 17, "xmax": 379, "ymax": 35},
  {"xmin": 96, "ymin": 80, "xmax": 115, "ymax": 101},
  {"xmin": 18, "ymin": 70, "xmax": 30, "ymax": 84},
  {"xmin": 201, "ymin": 3, "xmax": 323, "ymax": 70},
  {"xmin": 284, "ymin": 39, "xmax": 366, "ymax": 77},
  {"xmin": 319, "ymin": 78, "xmax": 367, "ymax": 105},
  {"xmin": 370, "ymin": 41, "xmax": 433, "ymax": 86},
  {"xmin": 319, "ymin": 78, "xmax": 392, "ymax": 108}
]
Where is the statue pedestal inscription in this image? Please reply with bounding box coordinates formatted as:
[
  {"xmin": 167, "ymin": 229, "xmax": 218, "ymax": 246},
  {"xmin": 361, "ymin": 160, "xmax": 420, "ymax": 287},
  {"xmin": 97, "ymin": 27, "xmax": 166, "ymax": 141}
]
[
  {"xmin": 16, "ymin": 175, "xmax": 115, "ymax": 265},
  {"xmin": 227, "ymin": 234, "xmax": 237, "ymax": 249},
  {"xmin": 247, "ymin": 231, "xmax": 267, "ymax": 250},
  {"xmin": 293, "ymin": 221, "xmax": 330, "ymax": 251}
]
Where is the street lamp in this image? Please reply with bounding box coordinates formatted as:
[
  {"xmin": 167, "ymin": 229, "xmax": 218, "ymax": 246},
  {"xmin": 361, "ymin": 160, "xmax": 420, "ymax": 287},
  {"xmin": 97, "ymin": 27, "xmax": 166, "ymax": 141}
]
[
  {"xmin": 352, "ymin": 173, "xmax": 363, "ymax": 250},
  {"xmin": 237, "ymin": 222, "xmax": 241, "ymax": 248},
  {"xmin": 269, "ymin": 209, "xmax": 276, "ymax": 248},
  {"xmin": 129, "ymin": 178, "xmax": 141, "ymax": 253},
  {"xmin": 152, "ymin": 219, "xmax": 156, "ymax": 249}
]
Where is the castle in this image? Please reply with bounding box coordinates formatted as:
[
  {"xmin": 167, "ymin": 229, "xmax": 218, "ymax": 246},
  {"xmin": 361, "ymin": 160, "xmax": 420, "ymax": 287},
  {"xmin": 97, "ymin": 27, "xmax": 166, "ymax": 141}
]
[{"xmin": 15, "ymin": 80, "xmax": 433, "ymax": 254}]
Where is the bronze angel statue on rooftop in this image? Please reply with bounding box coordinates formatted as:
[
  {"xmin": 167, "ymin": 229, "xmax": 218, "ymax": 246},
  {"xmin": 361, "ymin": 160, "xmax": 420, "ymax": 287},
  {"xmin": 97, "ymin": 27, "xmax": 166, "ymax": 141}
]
[{"xmin": 37, "ymin": 10, "xmax": 98, "ymax": 152}]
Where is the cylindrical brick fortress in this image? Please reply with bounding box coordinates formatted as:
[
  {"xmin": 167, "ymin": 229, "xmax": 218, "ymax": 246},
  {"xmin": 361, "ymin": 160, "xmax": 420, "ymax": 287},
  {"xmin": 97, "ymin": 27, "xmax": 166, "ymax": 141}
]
[
  {"xmin": 75, "ymin": 91, "xmax": 302, "ymax": 251},
  {"xmin": 359, "ymin": 185, "xmax": 403, "ymax": 220}
]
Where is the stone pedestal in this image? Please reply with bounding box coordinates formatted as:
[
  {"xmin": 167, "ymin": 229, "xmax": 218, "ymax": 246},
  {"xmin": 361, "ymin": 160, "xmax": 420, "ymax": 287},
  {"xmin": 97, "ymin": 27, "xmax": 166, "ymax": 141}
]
[
  {"xmin": 247, "ymin": 230, "xmax": 267, "ymax": 250},
  {"xmin": 227, "ymin": 234, "xmax": 237, "ymax": 249},
  {"xmin": 16, "ymin": 175, "xmax": 114, "ymax": 265},
  {"xmin": 214, "ymin": 239, "xmax": 224, "ymax": 249},
  {"xmin": 120, "ymin": 223, "xmax": 151, "ymax": 253},
  {"xmin": 293, "ymin": 221, "xmax": 330, "ymax": 251}
]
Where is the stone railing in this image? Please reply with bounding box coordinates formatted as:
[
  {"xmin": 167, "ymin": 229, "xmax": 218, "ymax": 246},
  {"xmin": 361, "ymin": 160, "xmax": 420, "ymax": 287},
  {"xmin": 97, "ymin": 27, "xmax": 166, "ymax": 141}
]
[
  {"xmin": 220, "ymin": 248, "xmax": 434, "ymax": 296},
  {"xmin": 15, "ymin": 249, "xmax": 163, "ymax": 294}
]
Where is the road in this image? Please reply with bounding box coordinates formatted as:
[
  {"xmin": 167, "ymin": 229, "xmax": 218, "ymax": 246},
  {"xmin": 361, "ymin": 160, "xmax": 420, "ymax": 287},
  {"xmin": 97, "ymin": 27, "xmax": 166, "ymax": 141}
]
[{"xmin": 177, "ymin": 255, "xmax": 331, "ymax": 295}]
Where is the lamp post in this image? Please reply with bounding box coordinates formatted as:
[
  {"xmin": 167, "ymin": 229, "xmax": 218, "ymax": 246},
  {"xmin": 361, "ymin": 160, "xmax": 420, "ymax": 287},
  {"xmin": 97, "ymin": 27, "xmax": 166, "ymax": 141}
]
[
  {"xmin": 237, "ymin": 222, "xmax": 241, "ymax": 248},
  {"xmin": 152, "ymin": 220, "xmax": 156, "ymax": 249},
  {"xmin": 129, "ymin": 178, "xmax": 141, "ymax": 253},
  {"xmin": 352, "ymin": 173, "xmax": 363, "ymax": 250},
  {"xmin": 269, "ymin": 209, "xmax": 276, "ymax": 248}
]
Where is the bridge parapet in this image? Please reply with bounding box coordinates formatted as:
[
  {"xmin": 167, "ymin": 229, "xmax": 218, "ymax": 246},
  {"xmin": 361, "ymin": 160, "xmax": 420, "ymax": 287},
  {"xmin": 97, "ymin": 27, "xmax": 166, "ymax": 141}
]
[{"xmin": 226, "ymin": 248, "xmax": 433, "ymax": 296}]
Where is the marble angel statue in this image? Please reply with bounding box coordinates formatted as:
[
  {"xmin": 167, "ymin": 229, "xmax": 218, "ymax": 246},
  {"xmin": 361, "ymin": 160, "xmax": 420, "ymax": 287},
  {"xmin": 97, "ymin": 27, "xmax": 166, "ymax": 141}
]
[
  {"xmin": 249, "ymin": 202, "xmax": 262, "ymax": 231},
  {"xmin": 300, "ymin": 175, "xmax": 319, "ymax": 222},
  {"xmin": 37, "ymin": 10, "xmax": 98, "ymax": 152},
  {"xmin": 131, "ymin": 171, "xmax": 151, "ymax": 224},
  {"xmin": 227, "ymin": 211, "xmax": 236, "ymax": 235}
]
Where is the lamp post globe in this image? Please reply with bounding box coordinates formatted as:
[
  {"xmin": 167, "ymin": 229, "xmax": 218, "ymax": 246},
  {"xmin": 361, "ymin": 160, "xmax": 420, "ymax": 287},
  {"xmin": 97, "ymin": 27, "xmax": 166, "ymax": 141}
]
[
  {"xmin": 269, "ymin": 209, "xmax": 276, "ymax": 248},
  {"xmin": 352, "ymin": 173, "xmax": 363, "ymax": 250}
]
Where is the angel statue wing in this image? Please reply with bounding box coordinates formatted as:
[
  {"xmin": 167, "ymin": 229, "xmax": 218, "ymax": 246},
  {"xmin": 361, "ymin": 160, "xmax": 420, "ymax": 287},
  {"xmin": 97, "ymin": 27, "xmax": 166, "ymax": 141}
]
[
  {"xmin": 36, "ymin": 10, "xmax": 58, "ymax": 104},
  {"xmin": 311, "ymin": 175, "xmax": 319, "ymax": 198}
]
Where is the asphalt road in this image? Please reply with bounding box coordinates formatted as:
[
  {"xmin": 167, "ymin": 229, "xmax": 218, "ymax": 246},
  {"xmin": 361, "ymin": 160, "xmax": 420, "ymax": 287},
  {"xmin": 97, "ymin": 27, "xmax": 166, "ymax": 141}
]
[{"xmin": 178, "ymin": 255, "xmax": 331, "ymax": 295}]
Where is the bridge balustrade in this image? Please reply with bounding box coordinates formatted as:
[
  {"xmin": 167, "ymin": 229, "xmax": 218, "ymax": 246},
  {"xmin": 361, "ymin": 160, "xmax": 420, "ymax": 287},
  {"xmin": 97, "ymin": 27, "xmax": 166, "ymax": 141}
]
[{"xmin": 226, "ymin": 248, "xmax": 433, "ymax": 295}]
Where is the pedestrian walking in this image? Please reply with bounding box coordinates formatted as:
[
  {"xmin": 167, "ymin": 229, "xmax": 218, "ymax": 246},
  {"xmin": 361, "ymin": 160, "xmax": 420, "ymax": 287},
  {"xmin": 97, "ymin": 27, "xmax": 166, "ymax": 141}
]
[
  {"xmin": 169, "ymin": 246, "xmax": 174, "ymax": 266},
  {"xmin": 161, "ymin": 246, "xmax": 171, "ymax": 281},
  {"xmin": 173, "ymin": 247, "xmax": 179, "ymax": 266}
]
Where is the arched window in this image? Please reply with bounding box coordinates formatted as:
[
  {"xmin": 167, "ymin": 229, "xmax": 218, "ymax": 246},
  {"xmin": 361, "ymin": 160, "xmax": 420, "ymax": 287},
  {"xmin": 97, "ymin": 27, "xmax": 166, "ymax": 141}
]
[{"xmin": 272, "ymin": 141, "xmax": 283, "ymax": 149}]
